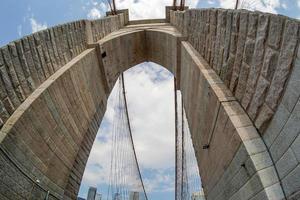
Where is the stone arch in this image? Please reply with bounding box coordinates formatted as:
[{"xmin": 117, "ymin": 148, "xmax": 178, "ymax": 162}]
[{"xmin": 0, "ymin": 7, "xmax": 299, "ymax": 200}]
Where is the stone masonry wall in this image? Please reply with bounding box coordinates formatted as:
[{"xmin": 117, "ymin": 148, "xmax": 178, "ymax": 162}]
[
  {"xmin": 90, "ymin": 14, "xmax": 126, "ymax": 43},
  {"xmin": 0, "ymin": 20, "xmax": 87, "ymax": 129},
  {"xmin": 181, "ymin": 41, "xmax": 284, "ymax": 200},
  {"xmin": 0, "ymin": 49, "xmax": 107, "ymax": 200},
  {"xmin": 0, "ymin": 12, "xmax": 127, "ymax": 200},
  {"xmin": 171, "ymin": 8, "xmax": 300, "ymax": 200},
  {"xmin": 0, "ymin": 12, "xmax": 127, "ymax": 129},
  {"xmin": 171, "ymin": 9, "xmax": 299, "ymax": 132}
]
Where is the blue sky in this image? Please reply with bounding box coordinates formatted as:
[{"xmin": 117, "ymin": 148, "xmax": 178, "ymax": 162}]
[{"xmin": 1, "ymin": 0, "xmax": 300, "ymax": 200}]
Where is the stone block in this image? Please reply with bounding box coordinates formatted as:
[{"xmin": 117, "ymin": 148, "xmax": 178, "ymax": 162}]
[
  {"xmin": 255, "ymin": 103, "xmax": 274, "ymax": 133},
  {"xmin": 229, "ymin": 11, "xmax": 248, "ymax": 92},
  {"xmin": 263, "ymin": 103, "xmax": 290, "ymax": 148},
  {"xmin": 281, "ymin": 48, "xmax": 300, "ymax": 112},
  {"xmin": 244, "ymin": 138, "xmax": 267, "ymax": 156},
  {"xmin": 236, "ymin": 126, "xmax": 260, "ymax": 141},
  {"xmin": 250, "ymin": 183, "xmax": 285, "ymax": 200},
  {"xmin": 247, "ymin": 13, "xmax": 258, "ymax": 38},
  {"xmin": 270, "ymin": 100, "xmax": 300, "ymax": 162},
  {"xmin": 229, "ymin": 171, "xmax": 264, "ymax": 200},
  {"xmin": 222, "ymin": 101, "xmax": 245, "ymax": 116},
  {"xmin": 261, "ymin": 47, "xmax": 279, "ymax": 81},
  {"xmin": 282, "ymin": 164, "xmax": 300, "ymax": 197},
  {"xmin": 268, "ymin": 15, "xmax": 284, "ymax": 50},
  {"xmin": 291, "ymin": 133, "xmax": 300, "ymax": 162},
  {"xmin": 265, "ymin": 20, "xmax": 299, "ymax": 110},
  {"xmin": 1, "ymin": 46, "xmax": 20, "ymax": 88},
  {"xmin": 0, "ymin": 100, "xmax": 10, "ymax": 122},
  {"xmin": 257, "ymin": 167, "xmax": 279, "ymax": 188},
  {"xmin": 230, "ymin": 114, "xmax": 252, "ymax": 128},
  {"xmin": 243, "ymin": 38, "xmax": 256, "ymax": 65},
  {"xmin": 241, "ymin": 14, "xmax": 269, "ymax": 109},
  {"xmin": 276, "ymin": 148, "xmax": 298, "ymax": 179},
  {"xmin": 235, "ymin": 62, "xmax": 250, "ymax": 101},
  {"xmin": 247, "ymin": 75, "xmax": 270, "ymax": 120},
  {"xmin": 247, "ymin": 151, "xmax": 273, "ymax": 173}
]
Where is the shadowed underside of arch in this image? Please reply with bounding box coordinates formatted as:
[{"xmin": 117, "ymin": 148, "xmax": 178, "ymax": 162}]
[{"xmin": 0, "ymin": 7, "xmax": 299, "ymax": 200}]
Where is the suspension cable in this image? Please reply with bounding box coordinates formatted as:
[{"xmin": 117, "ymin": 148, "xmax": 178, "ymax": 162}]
[
  {"xmin": 173, "ymin": 0, "xmax": 177, "ymax": 10},
  {"xmin": 179, "ymin": 0, "xmax": 185, "ymax": 11},
  {"xmin": 121, "ymin": 73, "xmax": 148, "ymax": 200},
  {"xmin": 174, "ymin": 77, "xmax": 180, "ymax": 200},
  {"xmin": 112, "ymin": 0, "xmax": 117, "ymax": 15},
  {"xmin": 235, "ymin": 0, "xmax": 240, "ymax": 9}
]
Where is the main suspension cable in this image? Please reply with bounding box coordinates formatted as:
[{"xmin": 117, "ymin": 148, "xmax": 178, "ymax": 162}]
[{"xmin": 121, "ymin": 73, "xmax": 148, "ymax": 200}]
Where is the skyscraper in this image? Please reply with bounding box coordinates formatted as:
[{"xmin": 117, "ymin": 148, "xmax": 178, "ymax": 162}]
[
  {"xmin": 95, "ymin": 193, "xmax": 102, "ymax": 200},
  {"xmin": 191, "ymin": 188, "xmax": 206, "ymax": 200},
  {"xmin": 87, "ymin": 187, "xmax": 97, "ymax": 200},
  {"xmin": 129, "ymin": 191, "xmax": 139, "ymax": 200}
]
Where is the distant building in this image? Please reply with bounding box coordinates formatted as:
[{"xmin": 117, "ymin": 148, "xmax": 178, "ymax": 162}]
[
  {"xmin": 87, "ymin": 187, "xmax": 97, "ymax": 200},
  {"xmin": 113, "ymin": 193, "xmax": 121, "ymax": 200},
  {"xmin": 95, "ymin": 193, "xmax": 102, "ymax": 200},
  {"xmin": 129, "ymin": 191, "xmax": 139, "ymax": 200},
  {"xmin": 191, "ymin": 188, "xmax": 205, "ymax": 200}
]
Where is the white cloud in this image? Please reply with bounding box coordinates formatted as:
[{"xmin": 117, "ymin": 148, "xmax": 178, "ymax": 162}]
[
  {"xmin": 281, "ymin": 2, "xmax": 287, "ymax": 9},
  {"xmin": 87, "ymin": 8, "xmax": 102, "ymax": 19},
  {"xmin": 86, "ymin": 1, "xmax": 108, "ymax": 19},
  {"xmin": 115, "ymin": 0, "xmax": 200, "ymax": 20},
  {"xmin": 17, "ymin": 25, "xmax": 22, "ymax": 37},
  {"xmin": 80, "ymin": 62, "xmax": 176, "ymax": 193},
  {"xmin": 223, "ymin": 0, "xmax": 280, "ymax": 13},
  {"xmin": 124, "ymin": 63, "xmax": 175, "ymax": 169},
  {"xmin": 143, "ymin": 168, "xmax": 175, "ymax": 192},
  {"xmin": 29, "ymin": 17, "xmax": 47, "ymax": 33},
  {"xmin": 298, "ymin": 0, "xmax": 300, "ymax": 8},
  {"xmin": 207, "ymin": 0, "xmax": 215, "ymax": 4}
]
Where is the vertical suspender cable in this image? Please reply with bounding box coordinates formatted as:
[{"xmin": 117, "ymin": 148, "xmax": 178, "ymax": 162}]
[
  {"xmin": 235, "ymin": 0, "xmax": 240, "ymax": 9},
  {"xmin": 173, "ymin": 0, "xmax": 177, "ymax": 10},
  {"xmin": 181, "ymin": 94, "xmax": 184, "ymax": 199},
  {"xmin": 106, "ymin": 0, "xmax": 114, "ymax": 14},
  {"xmin": 121, "ymin": 73, "xmax": 148, "ymax": 200},
  {"xmin": 180, "ymin": 0, "xmax": 185, "ymax": 11},
  {"xmin": 174, "ymin": 77, "xmax": 179, "ymax": 200},
  {"xmin": 112, "ymin": 0, "xmax": 117, "ymax": 15}
]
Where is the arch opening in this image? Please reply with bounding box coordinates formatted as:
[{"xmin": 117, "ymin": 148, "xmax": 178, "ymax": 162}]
[{"xmin": 77, "ymin": 62, "xmax": 203, "ymax": 200}]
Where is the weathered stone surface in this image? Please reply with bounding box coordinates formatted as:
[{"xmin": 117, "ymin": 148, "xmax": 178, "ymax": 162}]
[
  {"xmin": 255, "ymin": 103, "xmax": 274, "ymax": 133},
  {"xmin": 263, "ymin": 103, "xmax": 290, "ymax": 148},
  {"xmin": 1, "ymin": 46, "xmax": 20, "ymax": 89},
  {"xmin": 247, "ymin": 75, "xmax": 270, "ymax": 120},
  {"xmin": 261, "ymin": 47, "xmax": 279, "ymax": 81},
  {"xmin": 240, "ymin": 15, "xmax": 269, "ymax": 109},
  {"xmin": 276, "ymin": 148, "xmax": 298, "ymax": 179},
  {"xmin": 250, "ymin": 183, "xmax": 285, "ymax": 200},
  {"xmin": 282, "ymin": 165, "xmax": 300, "ymax": 198},
  {"xmin": 242, "ymin": 38, "xmax": 256, "ymax": 66},
  {"xmin": 235, "ymin": 62, "xmax": 250, "ymax": 101},
  {"xmin": 0, "ymin": 65, "xmax": 21, "ymax": 108},
  {"xmin": 270, "ymin": 100, "xmax": 300, "ymax": 162},
  {"xmin": 280, "ymin": 47, "xmax": 300, "ymax": 112},
  {"xmin": 292, "ymin": 133, "xmax": 300, "ymax": 161},
  {"xmin": 268, "ymin": 15, "xmax": 284, "ymax": 49},
  {"xmin": 229, "ymin": 11, "xmax": 248, "ymax": 92},
  {"xmin": 265, "ymin": 20, "xmax": 298, "ymax": 110},
  {"xmin": 247, "ymin": 12, "xmax": 258, "ymax": 39}
]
